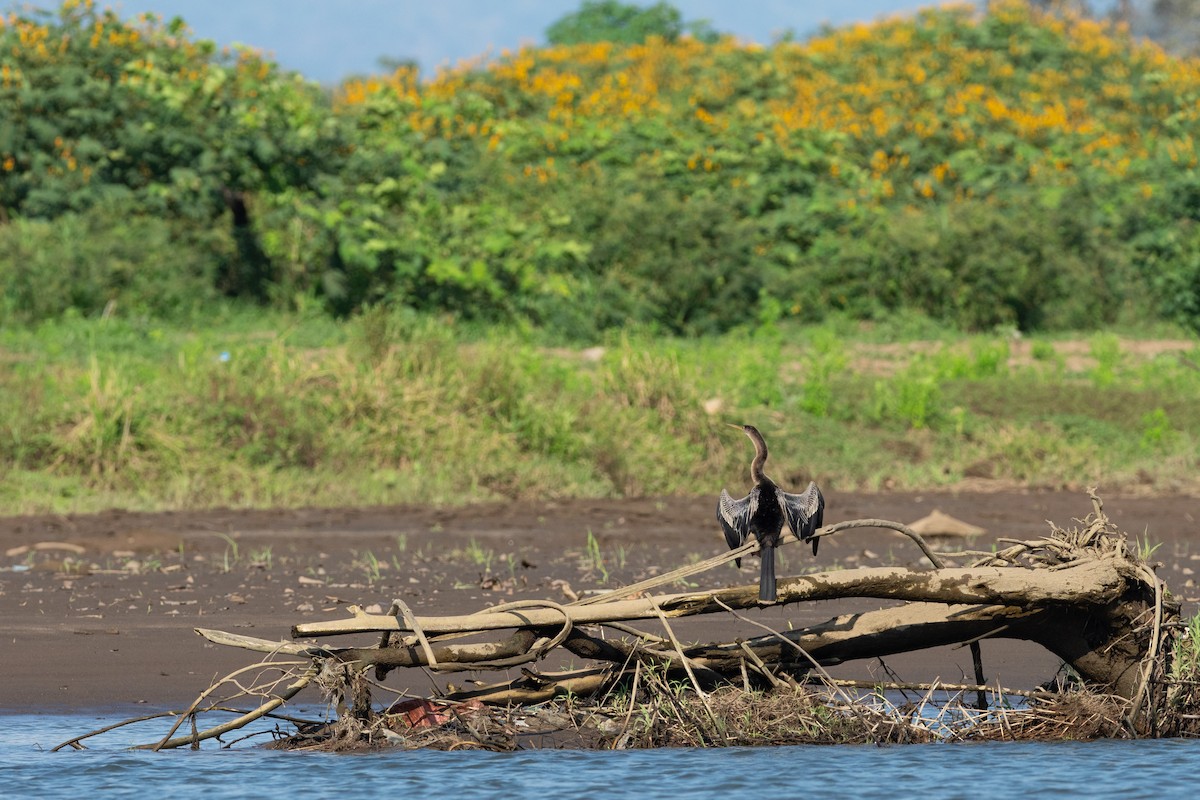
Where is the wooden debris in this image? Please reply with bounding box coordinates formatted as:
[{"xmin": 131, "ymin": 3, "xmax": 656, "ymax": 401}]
[
  {"xmin": 907, "ymin": 509, "xmax": 986, "ymax": 538},
  {"xmin": 61, "ymin": 496, "xmax": 1200, "ymax": 751},
  {"xmin": 6, "ymin": 541, "xmax": 88, "ymax": 557}
]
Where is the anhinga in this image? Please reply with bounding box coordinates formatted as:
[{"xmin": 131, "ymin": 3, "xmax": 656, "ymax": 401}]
[{"xmin": 717, "ymin": 423, "xmax": 825, "ymax": 603}]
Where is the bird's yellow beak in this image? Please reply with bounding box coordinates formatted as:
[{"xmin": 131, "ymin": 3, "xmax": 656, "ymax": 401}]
[{"xmin": 726, "ymin": 422, "xmax": 743, "ymax": 430}]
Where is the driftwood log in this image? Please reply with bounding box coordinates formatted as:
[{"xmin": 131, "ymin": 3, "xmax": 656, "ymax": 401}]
[
  {"xmin": 269, "ymin": 558, "xmax": 1151, "ymax": 700},
  {"xmin": 57, "ymin": 493, "xmax": 1194, "ymax": 752},
  {"xmin": 196, "ymin": 493, "xmax": 1173, "ymax": 717}
]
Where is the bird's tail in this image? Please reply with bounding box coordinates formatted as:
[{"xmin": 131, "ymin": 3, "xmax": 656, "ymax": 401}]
[
  {"xmin": 759, "ymin": 543, "xmax": 776, "ymax": 603},
  {"xmin": 805, "ymin": 531, "xmax": 819, "ymax": 557}
]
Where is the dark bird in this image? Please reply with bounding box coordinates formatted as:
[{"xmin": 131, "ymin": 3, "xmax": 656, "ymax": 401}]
[{"xmin": 717, "ymin": 423, "xmax": 825, "ymax": 603}]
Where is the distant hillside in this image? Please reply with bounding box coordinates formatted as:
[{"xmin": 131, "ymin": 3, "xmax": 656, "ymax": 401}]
[{"xmin": 2, "ymin": 1, "xmax": 1198, "ymax": 336}]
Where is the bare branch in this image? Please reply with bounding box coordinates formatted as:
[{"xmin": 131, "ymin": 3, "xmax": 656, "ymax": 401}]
[{"xmin": 292, "ymin": 559, "xmax": 1131, "ymax": 639}]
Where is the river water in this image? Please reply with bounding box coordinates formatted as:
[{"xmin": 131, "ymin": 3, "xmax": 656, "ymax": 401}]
[{"xmin": 4, "ymin": 712, "xmax": 1198, "ymax": 800}]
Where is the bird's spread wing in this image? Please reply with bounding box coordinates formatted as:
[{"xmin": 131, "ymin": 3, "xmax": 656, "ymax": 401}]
[
  {"xmin": 782, "ymin": 481, "xmax": 825, "ymax": 555},
  {"xmin": 717, "ymin": 488, "xmax": 757, "ymax": 566}
]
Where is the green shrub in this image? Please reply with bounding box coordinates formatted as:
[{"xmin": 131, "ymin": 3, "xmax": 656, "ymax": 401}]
[
  {"xmin": 0, "ymin": 207, "xmax": 226, "ymax": 324},
  {"xmin": 871, "ymin": 365, "xmax": 942, "ymax": 430},
  {"xmin": 783, "ymin": 194, "xmax": 1137, "ymax": 332},
  {"xmin": 798, "ymin": 328, "xmax": 848, "ymax": 418},
  {"xmin": 5, "ymin": 2, "xmax": 1200, "ymax": 336}
]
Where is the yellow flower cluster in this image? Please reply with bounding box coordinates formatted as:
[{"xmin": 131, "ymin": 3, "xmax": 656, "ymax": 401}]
[
  {"xmin": 336, "ymin": 1, "xmax": 1199, "ymax": 196},
  {"xmin": 1, "ymin": 4, "xmax": 235, "ymax": 187}
]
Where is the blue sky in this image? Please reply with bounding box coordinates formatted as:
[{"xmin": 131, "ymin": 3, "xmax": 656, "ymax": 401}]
[{"xmin": 24, "ymin": 1, "xmax": 973, "ymax": 84}]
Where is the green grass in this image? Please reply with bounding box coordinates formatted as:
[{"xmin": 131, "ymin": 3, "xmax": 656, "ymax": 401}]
[
  {"xmin": 0, "ymin": 308, "xmax": 1197, "ymax": 514},
  {"xmin": 216, "ymin": 534, "xmax": 240, "ymax": 573},
  {"xmin": 462, "ymin": 539, "xmax": 496, "ymax": 574},
  {"xmin": 355, "ymin": 550, "xmax": 384, "ymax": 584},
  {"xmin": 584, "ymin": 530, "xmax": 610, "ymax": 584}
]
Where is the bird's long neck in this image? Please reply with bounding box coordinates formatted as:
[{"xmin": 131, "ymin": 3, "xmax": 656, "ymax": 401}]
[{"xmin": 747, "ymin": 428, "xmax": 769, "ymax": 484}]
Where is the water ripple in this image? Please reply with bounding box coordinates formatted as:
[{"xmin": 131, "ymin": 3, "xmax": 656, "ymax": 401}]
[{"xmin": 3, "ymin": 715, "xmax": 1197, "ymax": 800}]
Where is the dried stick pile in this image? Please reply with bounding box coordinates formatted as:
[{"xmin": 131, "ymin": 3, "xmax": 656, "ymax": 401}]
[{"xmin": 59, "ymin": 493, "xmax": 1200, "ymax": 751}]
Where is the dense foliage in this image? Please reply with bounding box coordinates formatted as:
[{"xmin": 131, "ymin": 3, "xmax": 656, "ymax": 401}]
[
  {"xmin": 546, "ymin": 0, "xmax": 719, "ymax": 46},
  {"xmin": 0, "ymin": 0, "xmax": 344, "ymax": 319},
  {"xmin": 2, "ymin": 1, "xmax": 1200, "ymax": 336}
]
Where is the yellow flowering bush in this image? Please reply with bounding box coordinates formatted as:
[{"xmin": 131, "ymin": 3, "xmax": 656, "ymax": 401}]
[
  {"xmin": 324, "ymin": 2, "xmax": 1200, "ymax": 334},
  {"xmin": 0, "ymin": 0, "xmax": 347, "ymax": 318},
  {"xmin": 4, "ymin": 2, "xmax": 1200, "ymax": 334}
]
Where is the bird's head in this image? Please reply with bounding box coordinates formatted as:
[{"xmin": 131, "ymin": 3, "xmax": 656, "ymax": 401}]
[
  {"xmin": 727, "ymin": 422, "xmax": 760, "ymax": 437},
  {"xmin": 728, "ymin": 424, "xmax": 768, "ymax": 465}
]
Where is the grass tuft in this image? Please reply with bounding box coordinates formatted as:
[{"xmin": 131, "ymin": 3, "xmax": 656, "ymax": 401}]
[{"xmin": 2, "ymin": 312, "xmax": 1198, "ymax": 513}]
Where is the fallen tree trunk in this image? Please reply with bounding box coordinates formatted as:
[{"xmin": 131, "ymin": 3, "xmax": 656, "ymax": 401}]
[
  {"xmin": 286, "ymin": 556, "xmax": 1152, "ymax": 696},
  {"xmin": 290, "ymin": 559, "xmax": 1130, "ymax": 636},
  {"xmin": 428, "ymin": 596, "xmax": 1152, "ymax": 706},
  {"xmin": 184, "ymin": 499, "xmax": 1181, "ymax": 746},
  {"xmin": 64, "ymin": 496, "xmax": 1200, "ymax": 752}
]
